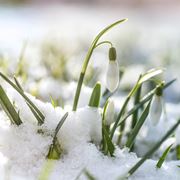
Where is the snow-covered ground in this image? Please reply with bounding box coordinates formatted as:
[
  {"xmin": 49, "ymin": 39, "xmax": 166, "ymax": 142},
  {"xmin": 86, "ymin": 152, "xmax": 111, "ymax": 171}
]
[{"xmin": 0, "ymin": 87, "xmax": 180, "ymax": 180}]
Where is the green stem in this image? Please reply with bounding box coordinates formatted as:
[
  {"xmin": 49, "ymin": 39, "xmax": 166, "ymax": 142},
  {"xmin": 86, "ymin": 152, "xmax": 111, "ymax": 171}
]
[
  {"xmin": 110, "ymin": 96, "xmax": 130, "ymax": 140},
  {"xmin": 72, "ymin": 19, "xmax": 128, "ymax": 111},
  {"xmin": 131, "ymin": 82, "xmax": 142, "ymax": 129},
  {"xmin": 95, "ymin": 41, "xmax": 113, "ymax": 48}
]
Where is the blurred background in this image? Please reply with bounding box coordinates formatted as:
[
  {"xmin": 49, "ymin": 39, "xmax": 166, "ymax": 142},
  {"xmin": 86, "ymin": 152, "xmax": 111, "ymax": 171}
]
[{"xmin": 0, "ymin": 0, "xmax": 180, "ymax": 105}]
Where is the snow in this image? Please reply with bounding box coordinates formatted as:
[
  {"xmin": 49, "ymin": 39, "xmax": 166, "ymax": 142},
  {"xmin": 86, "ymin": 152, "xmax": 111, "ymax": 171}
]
[{"xmin": 0, "ymin": 86, "xmax": 180, "ymax": 180}]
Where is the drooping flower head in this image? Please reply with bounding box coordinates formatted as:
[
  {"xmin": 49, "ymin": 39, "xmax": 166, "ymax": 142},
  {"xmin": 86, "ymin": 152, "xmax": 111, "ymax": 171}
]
[
  {"xmin": 106, "ymin": 47, "xmax": 119, "ymax": 92},
  {"xmin": 104, "ymin": 98, "xmax": 115, "ymax": 126},
  {"xmin": 149, "ymin": 85, "xmax": 163, "ymax": 126}
]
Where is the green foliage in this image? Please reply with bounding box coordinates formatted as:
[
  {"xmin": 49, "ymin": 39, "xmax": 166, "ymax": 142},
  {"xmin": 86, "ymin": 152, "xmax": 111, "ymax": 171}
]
[
  {"xmin": 0, "ymin": 85, "xmax": 22, "ymax": 125},
  {"xmin": 89, "ymin": 82, "xmax": 101, "ymax": 108},
  {"xmin": 156, "ymin": 144, "xmax": 173, "ymax": 168},
  {"xmin": 0, "ymin": 72, "xmax": 45, "ymax": 125},
  {"xmin": 126, "ymin": 101, "xmax": 151, "ymax": 149},
  {"xmin": 47, "ymin": 112, "xmax": 68, "ymax": 160}
]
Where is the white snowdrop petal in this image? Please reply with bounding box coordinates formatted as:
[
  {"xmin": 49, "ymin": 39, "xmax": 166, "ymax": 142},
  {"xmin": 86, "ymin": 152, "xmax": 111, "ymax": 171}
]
[
  {"xmin": 106, "ymin": 61, "xmax": 119, "ymax": 92},
  {"xmin": 149, "ymin": 95, "xmax": 163, "ymax": 126},
  {"xmin": 105, "ymin": 99, "xmax": 115, "ymax": 126}
]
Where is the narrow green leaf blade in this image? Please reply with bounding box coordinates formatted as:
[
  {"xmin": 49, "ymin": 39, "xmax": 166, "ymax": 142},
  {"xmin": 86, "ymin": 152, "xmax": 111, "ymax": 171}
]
[
  {"xmin": 0, "ymin": 85, "xmax": 22, "ymax": 125},
  {"xmin": 84, "ymin": 169, "xmax": 96, "ymax": 180},
  {"xmin": 103, "ymin": 125, "xmax": 115, "ymax": 156},
  {"xmin": 138, "ymin": 68, "xmax": 164, "ymax": 85},
  {"xmin": 13, "ymin": 76, "xmax": 44, "ymax": 124},
  {"xmin": 131, "ymin": 83, "xmax": 142, "ymax": 129},
  {"xmin": 47, "ymin": 112, "xmax": 68, "ymax": 160},
  {"xmin": 50, "ymin": 95, "xmax": 58, "ymax": 108},
  {"xmin": 54, "ymin": 112, "xmax": 68, "ymax": 138},
  {"xmin": 126, "ymin": 101, "xmax": 151, "ymax": 149},
  {"xmin": 156, "ymin": 144, "xmax": 173, "ymax": 168}
]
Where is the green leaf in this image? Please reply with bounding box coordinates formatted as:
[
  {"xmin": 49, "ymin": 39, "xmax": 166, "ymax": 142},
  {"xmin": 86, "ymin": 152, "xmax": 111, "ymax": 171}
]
[
  {"xmin": 0, "ymin": 72, "xmax": 45, "ymax": 125},
  {"xmin": 126, "ymin": 101, "xmax": 151, "ymax": 149},
  {"xmin": 46, "ymin": 137, "xmax": 62, "ymax": 160},
  {"xmin": 84, "ymin": 169, "xmax": 96, "ymax": 180},
  {"xmin": 156, "ymin": 144, "xmax": 173, "ymax": 168},
  {"xmin": 103, "ymin": 124, "xmax": 115, "ymax": 156},
  {"xmin": 88, "ymin": 82, "xmax": 101, "ymax": 108},
  {"xmin": 50, "ymin": 95, "xmax": 58, "ymax": 108},
  {"xmin": 14, "ymin": 76, "xmax": 23, "ymax": 90},
  {"xmin": 0, "ymin": 85, "xmax": 22, "ymax": 125},
  {"xmin": 129, "ymin": 68, "xmax": 164, "ymax": 97},
  {"xmin": 131, "ymin": 79, "xmax": 142, "ymax": 129},
  {"xmin": 176, "ymin": 145, "xmax": 180, "ymax": 160},
  {"xmin": 14, "ymin": 76, "xmax": 44, "ymax": 124},
  {"xmin": 138, "ymin": 68, "xmax": 164, "ymax": 85},
  {"xmin": 54, "ymin": 112, "xmax": 68, "ymax": 138},
  {"xmin": 47, "ymin": 112, "xmax": 68, "ymax": 160},
  {"xmin": 164, "ymin": 78, "xmax": 176, "ymax": 88},
  {"xmin": 127, "ymin": 118, "xmax": 180, "ymax": 176},
  {"xmin": 102, "ymin": 99, "xmax": 109, "ymax": 121}
]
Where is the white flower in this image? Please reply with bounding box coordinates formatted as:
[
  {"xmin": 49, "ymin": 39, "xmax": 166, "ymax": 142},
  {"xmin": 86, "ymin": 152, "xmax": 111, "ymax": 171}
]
[
  {"xmin": 106, "ymin": 60, "xmax": 119, "ymax": 92},
  {"xmin": 104, "ymin": 99, "xmax": 115, "ymax": 126},
  {"xmin": 149, "ymin": 94, "xmax": 163, "ymax": 126}
]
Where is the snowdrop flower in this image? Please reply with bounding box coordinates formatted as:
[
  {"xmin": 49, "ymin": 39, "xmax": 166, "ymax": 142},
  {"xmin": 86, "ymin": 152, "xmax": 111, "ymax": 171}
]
[
  {"xmin": 149, "ymin": 86, "xmax": 163, "ymax": 126},
  {"xmin": 106, "ymin": 47, "xmax": 119, "ymax": 92},
  {"xmin": 104, "ymin": 99, "xmax": 115, "ymax": 126}
]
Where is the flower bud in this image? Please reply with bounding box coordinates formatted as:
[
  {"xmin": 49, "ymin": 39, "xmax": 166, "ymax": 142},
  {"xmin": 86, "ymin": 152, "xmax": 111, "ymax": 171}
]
[
  {"xmin": 88, "ymin": 82, "xmax": 101, "ymax": 108},
  {"xmin": 149, "ymin": 93, "xmax": 163, "ymax": 126},
  {"xmin": 106, "ymin": 60, "xmax": 119, "ymax": 92},
  {"xmin": 104, "ymin": 99, "xmax": 115, "ymax": 126}
]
